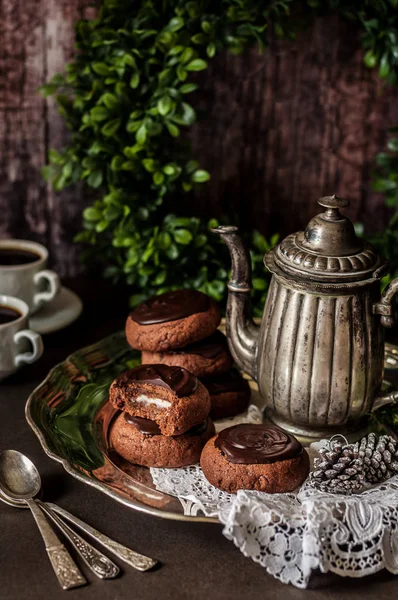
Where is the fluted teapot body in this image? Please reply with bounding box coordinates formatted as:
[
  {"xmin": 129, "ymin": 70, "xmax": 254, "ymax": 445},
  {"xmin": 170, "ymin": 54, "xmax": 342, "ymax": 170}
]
[{"xmin": 214, "ymin": 196, "xmax": 398, "ymax": 442}]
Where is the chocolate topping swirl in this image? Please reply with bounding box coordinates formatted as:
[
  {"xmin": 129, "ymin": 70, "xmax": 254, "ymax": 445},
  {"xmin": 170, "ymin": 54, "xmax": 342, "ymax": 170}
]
[
  {"xmin": 116, "ymin": 364, "xmax": 198, "ymax": 397},
  {"xmin": 124, "ymin": 413, "xmax": 208, "ymax": 437},
  {"xmin": 215, "ymin": 424, "xmax": 302, "ymax": 464},
  {"xmin": 130, "ymin": 290, "xmax": 210, "ymax": 325},
  {"xmin": 170, "ymin": 331, "xmax": 227, "ymax": 359}
]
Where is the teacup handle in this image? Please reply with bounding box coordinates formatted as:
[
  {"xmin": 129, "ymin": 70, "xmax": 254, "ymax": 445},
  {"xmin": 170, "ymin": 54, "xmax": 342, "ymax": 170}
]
[
  {"xmin": 14, "ymin": 329, "xmax": 44, "ymax": 367},
  {"xmin": 33, "ymin": 269, "xmax": 61, "ymax": 308}
]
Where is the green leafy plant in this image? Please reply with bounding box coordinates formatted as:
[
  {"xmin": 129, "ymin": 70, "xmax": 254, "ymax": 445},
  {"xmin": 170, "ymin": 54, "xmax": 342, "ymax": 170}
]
[
  {"xmin": 371, "ymin": 128, "xmax": 398, "ymax": 283},
  {"xmin": 40, "ymin": 0, "xmax": 398, "ymax": 310}
]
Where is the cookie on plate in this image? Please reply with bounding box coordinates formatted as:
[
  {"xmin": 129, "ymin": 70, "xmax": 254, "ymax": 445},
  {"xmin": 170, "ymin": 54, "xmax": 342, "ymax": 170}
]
[
  {"xmin": 142, "ymin": 331, "xmax": 233, "ymax": 378},
  {"xmin": 200, "ymin": 424, "xmax": 309, "ymax": 493},
  {"xmin": 110, "ymin": 413, "xmax": 215, "ymax": 468},
  {"xmin": 202, "ymin": 369, "xmax": 251, "ymax": 420},
  {"xmin": 126, "ymin": 289, "xmax": 221, "ymax": 352},
  {"xmin": 109, "ymin": 364, "xmax": 211, "ymax": 436}
]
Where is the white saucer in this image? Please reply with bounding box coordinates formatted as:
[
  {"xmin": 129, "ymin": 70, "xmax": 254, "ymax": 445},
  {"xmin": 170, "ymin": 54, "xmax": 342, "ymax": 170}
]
[{"xmin": 29, "ymin": 287, "xmax": 83, "ymax": 334}]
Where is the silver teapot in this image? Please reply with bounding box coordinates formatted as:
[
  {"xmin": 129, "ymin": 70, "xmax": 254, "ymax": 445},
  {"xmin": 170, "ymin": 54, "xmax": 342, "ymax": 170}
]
[{"xmin": 214, "ymin": 195, "xmax": 398, "ymax": 442}]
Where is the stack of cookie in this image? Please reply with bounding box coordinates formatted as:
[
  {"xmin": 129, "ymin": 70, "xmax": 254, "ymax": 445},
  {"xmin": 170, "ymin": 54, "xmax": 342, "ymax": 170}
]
[
  {"xmin": 109, "ymin": 364, "xmax": 215, "ymax": 468},
  {"xmin": 125, "ymin": 289, "xmax": 251, "ymax": 420}
]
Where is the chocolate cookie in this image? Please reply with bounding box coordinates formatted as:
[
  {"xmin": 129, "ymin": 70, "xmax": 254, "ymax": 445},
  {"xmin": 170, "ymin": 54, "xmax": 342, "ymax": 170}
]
[
  {"xmin": 142, "ymin": 331, "xmax": 233, "ymax": 378},
  {"xmin": 200, "ymin": 424, "xmax": 309, "ymax": 493},
  {"xmin": 126, "ymin": 290, "xmax": 221, "ymax": 352},
  {"xmin": 110, "ymin": 413, "xmax": 215, "ymax": 468},
  {"xmin": 202, "ymin": 369, "xmax": 251, "ymax": 420},
  {"xmin": 109, "ymin": 364, "xmax": 211, "ymax": 436}
]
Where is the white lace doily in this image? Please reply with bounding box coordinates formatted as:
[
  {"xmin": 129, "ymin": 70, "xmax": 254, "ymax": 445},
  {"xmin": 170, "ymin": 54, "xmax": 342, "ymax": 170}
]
[{"xmin": 150, "ymin": 407, "xmax": 398, "ymax": 588}]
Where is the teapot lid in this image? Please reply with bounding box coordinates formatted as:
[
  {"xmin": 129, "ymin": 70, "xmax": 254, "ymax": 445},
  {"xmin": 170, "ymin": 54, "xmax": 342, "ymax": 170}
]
[{"xmin": 271, "ymin": 195, "xmax": 381, "ymax": 282}]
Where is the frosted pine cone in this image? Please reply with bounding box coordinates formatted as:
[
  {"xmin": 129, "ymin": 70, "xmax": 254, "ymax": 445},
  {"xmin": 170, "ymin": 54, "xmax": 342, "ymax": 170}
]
[
  {"xmin": 355, "ymin": 433, "xmax": 398, "ymax": 483},
  {"xmin": 310, "ymin": 438, "xmax": 365, "ymax": 495}
]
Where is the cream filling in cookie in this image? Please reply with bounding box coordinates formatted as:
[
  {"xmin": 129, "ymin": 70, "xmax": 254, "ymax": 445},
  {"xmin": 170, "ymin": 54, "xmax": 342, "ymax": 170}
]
[{"xmin": 134, "ymin": 394, "xmax": 171, "ymax": 409}]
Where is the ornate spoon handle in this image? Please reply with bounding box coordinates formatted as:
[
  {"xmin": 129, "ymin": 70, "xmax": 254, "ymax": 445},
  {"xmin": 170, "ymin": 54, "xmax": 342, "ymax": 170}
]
[
  {"xmin": 37, "ymin": 500, "xmax": 120, "ymax": 579},
  {"xmin": 26, "ymin": 499, "xmax": 87, "ymax": 590},
  {"xmin": 47, "ymin": 502, "xmax": 158, "ymax": 572}
]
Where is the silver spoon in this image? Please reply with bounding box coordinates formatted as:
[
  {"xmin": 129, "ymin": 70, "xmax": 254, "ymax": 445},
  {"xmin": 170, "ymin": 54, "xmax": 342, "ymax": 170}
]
[
  {"xmin": 0, "ymin": 457, "xmax": 158, "ymax": 572},
  {"xmin": 0, "ymin": 450, "xmax": 87, "ymax": 590}
]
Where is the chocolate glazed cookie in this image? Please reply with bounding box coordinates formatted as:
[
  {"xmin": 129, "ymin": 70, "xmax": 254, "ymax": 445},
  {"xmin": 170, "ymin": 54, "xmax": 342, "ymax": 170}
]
[
  {"xmin": 142, "ymin": 331, "xmax": 233, "ymax": 377},
  {"xmin": 109, "ymin": 364, "xmax": 211, "ymax": 436},
  {"xmin": 200, "ymin": 424, "xmax": 310, "ymax": 493},
  {"xmin": 110, "ymin": 414, "xmax": 215, "ymax": 468},
  {"xmin": 202, "ymin": 369, "xmax": 251, "ymax": 420},
  {"xmin": 126, "ymin": 290, "xmax": 221, "ymax": 352}
]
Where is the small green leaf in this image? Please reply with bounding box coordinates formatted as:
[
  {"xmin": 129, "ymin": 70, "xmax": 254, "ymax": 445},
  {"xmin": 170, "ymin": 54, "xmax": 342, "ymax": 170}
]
[
  {"xmin": 111, "ymin": 156, "xmax": 124, "ymax": 170},
  {"xmin": 191, "ymin": 169, "xmax": 210, "ymax": 183},
  {"xmin": 142, "ymin": 158, "xmax": 157, "ymax": 172},
  {"xmin": 91, "ymin": 106, "xmax": 110, "ymax": 121},
  {"xmin": 130, "ymin": 72, "xmax": 140, "ymax": 88},
  {"xmin": 168, "ymin": 17, "xmax": 184, "ymax": 32},
  {"xmin": 87, "ymin": 170, "xmax": 103, "ymax": 188},
  {"xmin": 136, "ymin": 123, "xmax": 147, "ymax": 144},
  {"xmin": 169, "ymin": 45, "xmax": 184, "ymax": 55},
  {"xmin": 166, "ymin": 122, "xmax": 180, "ymax": 137},
  {"xmin": 202, "ymin": 21, "xmax": 211, "ymax": 33},
  {"xmin": 83, "ymin": 207, "xmax": 102, "ymax": 221},
  {"xmin": 180, "ymin": 83, "xmax": 198, "ymax": 94},
  {"xmin": 379, "ymin": 53, "xmax": 390, "ymax": 78},
  {"xmin": 92, "ymin": 63, "xmax": 111, "ymax": 76},
  {"xmin": 364, "ymin": 50, "xmax": 377, "ymax": 69},
  {"xmin": 101, "ymin": 118, "xmax": 122, "ymax": 137},
  {"xmin": 186, "ymin": 59, "xmax": 207, "ymax": 71},
  {"xmin": 207, "ymin": 43, "xmax": 216, "ymax": 58},
  {"xmin": 174, "ymin": 229, "xmax": 193, "ymax": 245},
  {"xmin": 153, "ymin": 172, "xmax": 165, "ymax": 185},
  {"xmin": 158, "ymin": 231, "xmax": 171, "ymax": 249},
  {"xmin": 191, "ymin": 33, "xmax": 207, "ymax": 45},
  {"xmin": 181, "ymin": 47, "xmax": 194, "ymax": 63},
  {"xmin": 166, "ymin": 243, "xmax": 179, "ymax": 259},
  {"xmin": 96, "ymin": 220, "xmax": 109, "ymax": 233},
  {"xmin": 157, "ymin": 96, "xmax": 172, "ymax": 116},
  {"xmin": 176, "ymin": 65, "xmax": 187, "ymax": 80},
  {"xmin": 101, "ymin": 93, "xmax": 118, "ymax": 109},
  {"xmin": 163, "ymin": 164, "xmax": 176, "ymax": 175}
]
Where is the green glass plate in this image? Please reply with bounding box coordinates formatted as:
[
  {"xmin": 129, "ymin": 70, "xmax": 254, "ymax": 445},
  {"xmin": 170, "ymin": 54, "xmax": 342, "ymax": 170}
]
[{"xmin": 25, "ymin": 333, "xmax": 398, "ymax": 522}]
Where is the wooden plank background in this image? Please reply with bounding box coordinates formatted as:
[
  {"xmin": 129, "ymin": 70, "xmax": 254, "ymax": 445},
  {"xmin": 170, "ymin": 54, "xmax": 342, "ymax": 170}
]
[{"xmin": 0, "ymin": 4, "xmax": 397, "ymax": 276}]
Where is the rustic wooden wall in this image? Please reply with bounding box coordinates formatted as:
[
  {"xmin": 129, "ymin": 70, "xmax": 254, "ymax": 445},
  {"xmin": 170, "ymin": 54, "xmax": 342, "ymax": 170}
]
[{"xmin": 1, "ymin": 5, "xmax": 397, "ymax": 276}]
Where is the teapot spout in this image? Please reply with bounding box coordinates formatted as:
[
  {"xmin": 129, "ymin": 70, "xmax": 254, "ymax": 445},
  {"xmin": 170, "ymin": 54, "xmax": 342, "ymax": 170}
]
[{"xmin": 212, "ymin": 226, "xmax": 259, "ymax": 379}]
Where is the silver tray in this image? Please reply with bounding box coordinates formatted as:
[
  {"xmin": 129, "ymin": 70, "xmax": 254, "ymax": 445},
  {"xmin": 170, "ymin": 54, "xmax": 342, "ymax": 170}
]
[{"xmin": 25, "ymin": 332, "xmax": 398, "ymax": 523}]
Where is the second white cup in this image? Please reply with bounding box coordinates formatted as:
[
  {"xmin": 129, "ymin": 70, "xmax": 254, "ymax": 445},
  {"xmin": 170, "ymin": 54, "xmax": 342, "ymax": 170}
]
[{"xmin": 0, "ymin": 295, "xmax": 44, "ymax": 381}]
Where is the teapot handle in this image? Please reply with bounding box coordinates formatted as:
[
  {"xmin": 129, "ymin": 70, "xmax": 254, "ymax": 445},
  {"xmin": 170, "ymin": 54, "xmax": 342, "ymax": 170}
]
[{"xmin": 373, "ymin": 277, "xmax": 398, "ymax": 328}]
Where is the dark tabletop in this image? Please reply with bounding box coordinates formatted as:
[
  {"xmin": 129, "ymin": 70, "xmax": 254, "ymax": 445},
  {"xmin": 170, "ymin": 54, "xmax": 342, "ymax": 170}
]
[{"xmin": 1, "ymin": 277, "xmax": 397, "ymax": 600}]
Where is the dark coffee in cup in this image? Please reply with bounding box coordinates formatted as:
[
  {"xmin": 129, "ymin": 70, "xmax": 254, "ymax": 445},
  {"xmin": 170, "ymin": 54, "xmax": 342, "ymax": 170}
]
[
  {"xmin": 0, "ymin": 248, "xmax": 41, "ymax": 266},
  {"xmin": 0, "ymin": 305, "xmax": 22, "ymax": 325}
]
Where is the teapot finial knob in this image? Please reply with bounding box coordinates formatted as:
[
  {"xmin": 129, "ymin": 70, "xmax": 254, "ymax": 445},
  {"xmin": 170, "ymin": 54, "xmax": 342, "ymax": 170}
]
[{"xmin": 318, "ymin": 195, "xmax": 349, "ymax": 221}]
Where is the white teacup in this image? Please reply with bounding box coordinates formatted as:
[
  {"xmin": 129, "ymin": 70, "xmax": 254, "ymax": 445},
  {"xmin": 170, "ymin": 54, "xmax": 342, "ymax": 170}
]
[
  {"xmin": 0, "ymin": 239, "xmax": 61, "ymax": 314},
  {"xmin": 0, "ymin": 295, "xmax": 44, "ymax": 381}
]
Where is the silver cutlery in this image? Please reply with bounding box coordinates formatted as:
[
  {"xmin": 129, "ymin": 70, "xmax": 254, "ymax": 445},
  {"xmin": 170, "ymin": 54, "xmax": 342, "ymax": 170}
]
[
  {"xmin": 46, "ymin": 501, "xmax": 158, "ymax": 572},
  {"xmin": 0, "ymin": 450, "xmax": 86, "ymax": 590},
  {"xmin": 0, "ymin": 449, "xmax": 158, "ymax": 577},
  {"xmin": 37, "ymin": 500, "xmax": 120, "ymax": 579}
]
